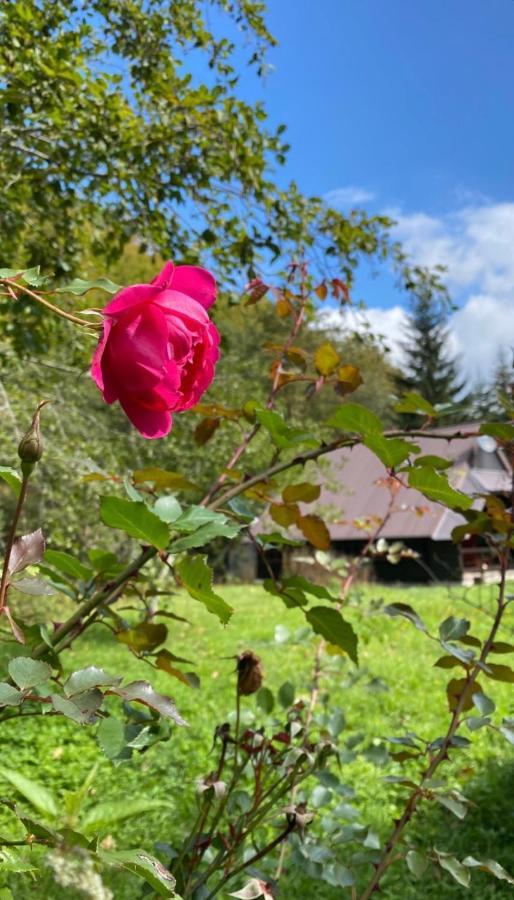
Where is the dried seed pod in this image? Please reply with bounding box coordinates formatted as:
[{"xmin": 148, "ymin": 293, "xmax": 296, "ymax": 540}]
[{"xmin": 237, "ymin": 650, "xmax": 263, "ymax": 696}]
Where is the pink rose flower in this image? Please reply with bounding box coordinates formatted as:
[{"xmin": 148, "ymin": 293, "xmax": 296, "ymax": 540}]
[{"xmin": 91, "ymin": 261, "xmax": 220, "ymax": 438}]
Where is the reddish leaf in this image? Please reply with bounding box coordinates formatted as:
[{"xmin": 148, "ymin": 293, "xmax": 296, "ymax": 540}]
[
  {"xmin": 194, "ymin": 417, "xmax": 221, "ymax": 446},
  {"xmin": 244, "ymin": 278, "xmax": 269, "ymax": 304},
  {"xmin": 111, "ymin": 680, "xmax": 187, "ymax": 725},
  {"xmin": 8, "ymin": 528, "xmax": 45, "ymax": 575}
]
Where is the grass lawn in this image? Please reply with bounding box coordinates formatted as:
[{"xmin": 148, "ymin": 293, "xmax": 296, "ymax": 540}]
[{"xmin": 2, "ymin": 580, "xmax": 514, "ymax": 898}]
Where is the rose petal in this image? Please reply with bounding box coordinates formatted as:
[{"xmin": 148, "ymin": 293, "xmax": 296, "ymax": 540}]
[
  {"xmin": 102, "ymin": 283, "xmax": 161, "ymax": 317},
  {"xmin": 118, "ymin": 394, "xmax": 173, "ymax": 439},
  {"xmin": 172, "ymin": 265, "xmax": 217, "ymax": 309},
  {"xmin": 107, "ymin": 306, "xmax": 169, "ymax": 389},
  {"xmin": 91, "ymin": 318, "xmax": 118, "ymax": 403},
  {"xmin": 156, "ymin": 290, "xmax": 210, "ymax": 325},
  {"xmin": 151, "ymin": 260, "xmax": 175, "ymax": 289}
]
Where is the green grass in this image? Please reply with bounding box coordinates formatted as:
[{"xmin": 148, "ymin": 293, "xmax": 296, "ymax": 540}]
[{"xmin": 2, "ymin": 580, "xmax": 514, "ymax": 898}]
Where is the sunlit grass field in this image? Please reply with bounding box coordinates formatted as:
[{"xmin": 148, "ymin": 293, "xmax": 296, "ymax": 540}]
[{"xmin": 2, "ymin": 580, "xmax": 514, "ymax": 898}]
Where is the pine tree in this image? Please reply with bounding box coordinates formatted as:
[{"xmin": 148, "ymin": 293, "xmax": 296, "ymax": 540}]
[
  {"xmin": 400, "ymin": 287, "xmax": 468, "ymax": 416},
  {"xmin": 470, "ymin": 350, "xmax": 514, "ymax": 421}
]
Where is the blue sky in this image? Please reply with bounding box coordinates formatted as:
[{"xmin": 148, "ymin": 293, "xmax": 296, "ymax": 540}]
[{"xmin": 232, "ymin": 0, "xmax": 514, "ymax": 380}]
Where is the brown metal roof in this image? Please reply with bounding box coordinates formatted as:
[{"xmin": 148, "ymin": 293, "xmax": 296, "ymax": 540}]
[{"xmin": 309, "ymin": 425, "xmax": 512, "ymax": 542}]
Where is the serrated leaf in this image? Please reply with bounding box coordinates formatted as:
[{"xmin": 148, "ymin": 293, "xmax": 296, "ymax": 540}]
[
  {"xmin": 8, "ymin": 529, "xmax": 45, "ymax": 575},
  {"xmin": 64, "ymin": 666, "xmax": 122, "ymax": 697},
  {"xmin": 305, "ymin": 606, "xmax": 358, "ymax": 663},
  {"xmin": 0, "ymin": 467, "xmax": 22, "ymax": 497},
  {"xmin": 44, "ymin": 550, "xmax": 92, "ymax": 581},
  {"xmin": 51, "ymin": 692, "xmax": 102, "ymax": 725},
  {"xmin": 12, "ymin": 577, "xmax": 55, "ymax": 596},
  {"xmin": 97, "ymin": 848, "xmax": 176, "ymax": 896},
  {"xmin": 408, "ymin": 467, "xmax": 472, "ymax": 510},
  {"xmin": 0, "ymin": 683, "xmax": 23, "ymax": 707},
  {"xmin": 327, "ymin": 402, "xmax": 382, "ymax": 435},
  {"xmin": 314, "ymin": 342, "xmax": 341, "ymax": 376},
  {"xmin": 100, "ymin": 497, "xmax": 169, "ymax": 549},
  {"xmin": 8, "ymin": 657, "xmax": 51, "ymax": 690},
  {"xmin": 364, "ymin": 434, "xmax": 418, "ymax": 468},
  {"xmin": 255, "ymin": 408, "xmax": 318, "ymax": 449},
  {"xmin": 170, "ymin": 520, "xmax": 240, "ymax": 552},
  {"xmin": 56, "ymin": 277, "xmax": 122, "ymax": 295},
  {"xmin": 395, "ymin": 391, "xmax": 437, "ymax": 416},
  {"xmin": 176, "ymin": 555, "xmax": 232, "ymax": 624},
  {"xmin": 112, "ymin": 681, "xmax": 187, "ymax": 725}
]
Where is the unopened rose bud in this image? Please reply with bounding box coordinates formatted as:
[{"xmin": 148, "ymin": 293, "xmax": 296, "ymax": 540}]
[
  {"xmin": 18, "ymin": 401, "xmax": 49, "ymax": 475},
  {"xmin": 237, "ymin": 650, "xmax": 263, "ymax": 696}
]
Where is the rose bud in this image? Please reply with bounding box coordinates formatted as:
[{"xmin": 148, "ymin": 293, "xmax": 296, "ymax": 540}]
[
  {"xmin": 237, "ymin": 650, "xmax": 263, "ymax": 696},
  {"xmin": 91, "ymin": 261, "xmax": 220, "ymax": 439},
  {"xmin": 18, "ymin": 401, "xmax": 48, "ymax": 474}
]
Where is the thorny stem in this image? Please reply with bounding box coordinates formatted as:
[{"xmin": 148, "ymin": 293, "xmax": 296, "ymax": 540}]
[
  {"xmin": 3, "ymin": 279, "xmax": 100, "ymax": 329},
  {"xmin": 202, "ymin": 819, "xmax": 296, "ymax": 900},
  {"xmin": 358, "ymin": 547, "xmax": 511, "ymax": 900},
  {"xmin": 0, "ymin": 473, "xmax": 29, "ymax": 613}
]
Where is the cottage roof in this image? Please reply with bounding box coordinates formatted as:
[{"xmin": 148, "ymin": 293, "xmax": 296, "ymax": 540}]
[{"xmin": 311, "ymin": 425, "xmax": 511, "ymax": 542}]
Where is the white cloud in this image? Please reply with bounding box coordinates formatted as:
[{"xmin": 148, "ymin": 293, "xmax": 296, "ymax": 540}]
[
  {"xmin": 316, "ymin": 202, "xmax": 513, "ymax": 383},
  {"xmin": 324, "ymin": 185, "xmax": 376, "ymax": 207}
]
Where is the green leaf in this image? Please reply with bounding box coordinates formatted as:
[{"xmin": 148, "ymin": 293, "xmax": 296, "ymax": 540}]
[
  {"xmin": 472, "ymin": 692, "xmax": 495, "ymax": 715},
  {"xmin": 56, "ymin": 277, "xmax": 122, "ymax": 295},
  {"xmin": 479, "ymin": 422, "xmax": 514, "ymax": 441},
  {"xmin": 305, "ymin": 607, "xmax": 358, "ymax": 664},
  {"xmin": 412, "ymin": 455, "xmax": 452, "ymax": 470},
  {"xmin": 12, "ymin": 577, "xmax": 55, "ymax": 596},
  {"xmin": 435, "ymin": 851, "xmax": 471, "ymax": 887},
  {"xmin": 176, "ymin": 556, "xmax": 233, "ymax": 624},
  {"xmin": 280, "ymin": 575, "xmax": 336, "ymax": 602},
  {"xmin": 439, "ymin": 617, "xmax": 470, "ymax": 641},
  {"xmin": 44, "ymin": 550, "xmax": 92, "ymax": 581},
  {"xmin": 171, "ymin": 520, "xmax": 240, "ymax": 552},
  {"xmin": 406, "ymin": 850, "xmax": 428, "ymax": 879},
  {"xmin": 133, "ymin": 468, "xmax": 198, "ymax": 492},
  {"xmin": 485, "ymin": 663, "xmax": 514, "ymax": 683},
  {"xmin": 311, "ymin": 785, "xmax": 332, "ymax": 808},
  {"xmin": 256, "ymin": 687, "xmax": 274, "ymax": 714},
  {"xmin": 0, "ymin": 768, "xmax": 58, "ymax": 818},
  {"xmin": 8, "ymin": 657, "xmax": 52, "ymax": 690},
  {"xmin": 408, "ymin": 467, "xmax": 472, "ymax": 510},
  {"xmin": 383, "ymin": 602, "xmax": 426, "ymax": 632},
  {"xmin": 82, "ymin": 798, "xmax": 171, "ymax": 834},
  {"xmin": 364, "ymin": 433, "xmax": 418, "ymax": 468},
  {"xmin": 327, "ymin": 402, "xmax": 382, "ymax": 435},
  {"xmin": 153, "ymin": 496, "xmax": 182, "ymax": 523},
  {"xmin": 434, "ymin": 793, "xmax": 468, "ymax": 819},
  {"xmin": 51, "ymin": 692, "xmax": 102, "ymax": 725},
  {"xmin": 278, "ymin": 681, "xmax": 295, "ymax": 708},
  {"xmin": 395, "ymin": 391, "xmax": 437, "ymax": 417},
  {"xmin": 100, "ymin": 497, "xmax": 169, "ymax": 550},
  {"xmin": 0, "ymin": 467, "xmax": 22, "ymax": 497},
  {"xmin": 64, "ymin": 666, "xmax": 122, "ymax": 697},
  {"xmin": 173, "ymin": 505, "xmax": 226, "ymax": 533},
  {"xmin": 463, "ymin": 856, "xmax": 514, "ymax": 885},
  {"xmin": 116, "ymin": 622, "xmax": 167, "ymax": 653},
  {"xmin": 0, "ymin": 683, "xmax": 23, "ymax": 707},
  {"xmin": 96, "ymin": 717, "xmax": 126, "ymax": 760},
  {"xmin": 255, "ymin": 408, "xmax": 318, "ymax": 449},
  {"xmin": 112, "ymin": 681, "xmax": 187, "ymax": 725},
  {"xmin": 97, "ymin": 848, "xmax": 176, "ymax": 896}
]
